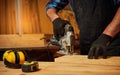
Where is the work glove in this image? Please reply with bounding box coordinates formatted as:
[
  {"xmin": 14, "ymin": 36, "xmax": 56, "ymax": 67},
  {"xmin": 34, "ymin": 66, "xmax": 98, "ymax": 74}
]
[
  {"xmin": 88, "ymin": 34, "xmax": 112, "ymax": 59},
  {"xmin": 52, "ymin": 18, "xmax": 70, "ymax": 40}
]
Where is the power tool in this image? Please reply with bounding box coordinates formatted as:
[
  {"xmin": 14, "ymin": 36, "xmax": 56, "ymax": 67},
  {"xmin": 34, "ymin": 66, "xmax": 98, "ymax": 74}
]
[{"xmin": 50, "ymin": 24, "xmax": 75, "ymax": 55}]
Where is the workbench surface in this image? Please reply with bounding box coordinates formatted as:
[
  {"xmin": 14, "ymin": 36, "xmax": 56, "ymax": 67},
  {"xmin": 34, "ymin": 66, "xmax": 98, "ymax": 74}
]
[{"xmin": 0, "ymin": 55, "xmax": 120, "ymax": 75}]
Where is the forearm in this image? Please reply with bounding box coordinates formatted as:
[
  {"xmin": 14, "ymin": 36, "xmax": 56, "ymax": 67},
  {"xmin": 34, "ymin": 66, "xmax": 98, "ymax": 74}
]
[
  {"xmin": 103, "ymin": 7, "xmax": 120, "ymax": 38},
  {"xmin": 46, "ymin": 8, "xmax": 59, "ymax": 22},
  {"xmin": 46, "ymin": 0, "xmax": 69, "ymax": 20}
]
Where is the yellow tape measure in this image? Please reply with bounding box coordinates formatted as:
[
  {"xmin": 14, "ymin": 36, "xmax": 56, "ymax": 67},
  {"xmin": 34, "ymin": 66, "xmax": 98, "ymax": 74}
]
[{"xmin": 21, "ymin": 61, "xmax": 39, "ymax": 72}]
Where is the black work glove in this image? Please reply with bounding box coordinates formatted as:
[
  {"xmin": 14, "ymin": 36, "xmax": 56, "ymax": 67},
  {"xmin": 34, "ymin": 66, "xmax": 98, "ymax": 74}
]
[
  {"xmin": 52, "ymin": 18, "xmax": 70, "ymax": 40},
  {"xmin": 88, "ymin": 34, "xmax": 112, "ymax": 59}
]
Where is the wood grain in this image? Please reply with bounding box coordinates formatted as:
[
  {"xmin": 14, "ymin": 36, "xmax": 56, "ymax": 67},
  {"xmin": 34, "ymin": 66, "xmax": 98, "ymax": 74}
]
[
  {"xmin": 0, "ymin": 34, "xmax": 45, "ymax": 49},
  {"xmin": 55, "ymin": 55, "xmax": 120, "ymax": 65},
  {"xmin": 0, "ymin": 0, "xmax": 79, "ymax": 35},
  {"xmin": 0, "ymin": 55, "xmax": 120, "ymax": 75}
]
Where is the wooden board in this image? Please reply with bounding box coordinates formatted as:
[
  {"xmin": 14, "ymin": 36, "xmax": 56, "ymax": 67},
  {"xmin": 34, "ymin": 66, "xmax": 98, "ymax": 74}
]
[
  {"xmin": 55, "ymin": 55, "xmax": 120, "ymax": 65},
  {"xmin": 0, "ymin": 34, "xmax": 45, "ymax": 49},
  {"xmin": 0, "ymin": 55, "xmax": 120, "ymax": 75}
]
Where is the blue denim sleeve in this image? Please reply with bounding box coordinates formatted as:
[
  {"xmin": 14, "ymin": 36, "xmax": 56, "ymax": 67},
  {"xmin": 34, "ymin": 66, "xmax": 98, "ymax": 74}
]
[{"xmin": 46, "ymin": 0, "xmax": 69, "ymax": 11}]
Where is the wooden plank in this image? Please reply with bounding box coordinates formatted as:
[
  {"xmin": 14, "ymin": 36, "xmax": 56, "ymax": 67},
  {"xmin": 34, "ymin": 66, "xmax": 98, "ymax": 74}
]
[
  {"xmin": 39, "ymin": 62, "xmax": 120, "ymax": 75},
  {"xmin": 55, "ymin": 55, "xmax": 120, "ymax": 66},
  {"xmin": 0, "ymin": 0, "xmax": 7, "ymax": 34},
  {"xmin": 6, "ymin": 0, "xmax": 16, "ymax": 34},
  {"xmin": 0, "ymin": 55, "xmax": 120, "ymax": 75},
  {"xmin": 0, "ymin": 34, "xmax": 45, "ymax": 49},
  {"xmin": 0, "ymin": 0, "xmax": 16, "ymax": 34},
  {"xmin": 21, "ymin": 0, "xmax": 32, "ymax": 33}
]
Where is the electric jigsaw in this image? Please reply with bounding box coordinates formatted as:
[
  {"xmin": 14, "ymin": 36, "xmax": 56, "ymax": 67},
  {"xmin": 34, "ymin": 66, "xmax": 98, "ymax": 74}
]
[{"xmin": 50, "ymin": 24, "xmax": 75, "ymax": 55}]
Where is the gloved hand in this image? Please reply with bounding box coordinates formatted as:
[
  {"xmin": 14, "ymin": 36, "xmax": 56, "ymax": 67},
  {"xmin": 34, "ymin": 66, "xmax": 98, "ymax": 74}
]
[
  {"xmin": 88, "ymin": 34, "xmax": 112, "ymax": 59},
  {"xmin": 52, "ymin": 18, "xmax": 70, "ymax": 40}
]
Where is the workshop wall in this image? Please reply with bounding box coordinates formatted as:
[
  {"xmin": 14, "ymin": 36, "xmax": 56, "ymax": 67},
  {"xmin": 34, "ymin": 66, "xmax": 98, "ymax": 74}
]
[
  {"xmin": 0, "ymin": 0, "xmax": 79, "ymax": 35},
  {"xmin": 0, "ymin": 0, "xmax": 16, "ymax": 34}
]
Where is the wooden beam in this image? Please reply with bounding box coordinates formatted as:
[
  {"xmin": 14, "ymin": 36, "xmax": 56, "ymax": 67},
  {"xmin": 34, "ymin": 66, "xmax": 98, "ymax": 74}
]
[{"xmin": 15, "ymin": 0, "xmax": 23, "ymax": 35}]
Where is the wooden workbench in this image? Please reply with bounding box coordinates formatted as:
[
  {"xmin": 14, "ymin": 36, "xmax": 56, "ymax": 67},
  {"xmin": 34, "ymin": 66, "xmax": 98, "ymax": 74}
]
[{"xmin": 0, "ymin": 55, "xmax": 120, "ymax": 75}]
